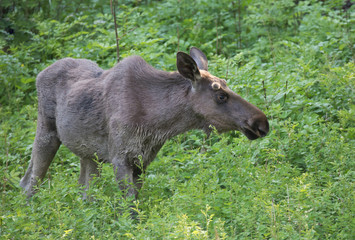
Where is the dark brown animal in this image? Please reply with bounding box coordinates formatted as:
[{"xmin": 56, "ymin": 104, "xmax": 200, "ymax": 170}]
[{"xmin": 20, "ymin": 47, "xmax": 269, "ymax": 199}]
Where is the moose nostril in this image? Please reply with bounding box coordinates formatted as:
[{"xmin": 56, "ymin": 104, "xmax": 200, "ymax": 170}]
[
  {"xmin": 258, "ymin": 126, "xmax": 268, "ymax": 137},
  {"xmin": 257, "ymin": 120, "xmax": 269, "ymax": 137},
  {"xmin": 251, "ymin": 116, "xmax": 269, "ymax": 138}
]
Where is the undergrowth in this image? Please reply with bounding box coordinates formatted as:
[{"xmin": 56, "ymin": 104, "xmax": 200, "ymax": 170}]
[{"xmin": 1, "ymin": 0, "xmax": 354, "ymax": 239}]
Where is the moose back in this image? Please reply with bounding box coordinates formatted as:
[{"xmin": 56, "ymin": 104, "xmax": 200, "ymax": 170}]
[{"xmin": 20, "ymin": 47, "xmax": 269, "ymax": 199}]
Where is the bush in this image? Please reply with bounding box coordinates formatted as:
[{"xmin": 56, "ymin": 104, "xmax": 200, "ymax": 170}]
[{"xmin": 1, "ymin": 0, "xmax": 354, "ymax": 239}]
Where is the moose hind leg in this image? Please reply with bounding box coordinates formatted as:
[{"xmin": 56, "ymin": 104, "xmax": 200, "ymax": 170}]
[{"xmin": 20, "ymin": 127, "xmax": 61, "ymax": 198}]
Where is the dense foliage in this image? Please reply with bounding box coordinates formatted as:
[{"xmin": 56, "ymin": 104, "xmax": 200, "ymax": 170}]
[{"xmin": 1, "ymin": 0, "xmax": 354, "ymax": 239}]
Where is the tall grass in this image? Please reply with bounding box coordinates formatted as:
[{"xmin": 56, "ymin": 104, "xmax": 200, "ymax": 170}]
[{"xmin": 1, "ymin": 0, "xmax": 354, "ymax": 239}]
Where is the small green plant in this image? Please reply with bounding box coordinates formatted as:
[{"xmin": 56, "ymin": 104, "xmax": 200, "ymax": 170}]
[{"xmin": 1, "ymin": 0, "xmax": 354, "ymax": 239}]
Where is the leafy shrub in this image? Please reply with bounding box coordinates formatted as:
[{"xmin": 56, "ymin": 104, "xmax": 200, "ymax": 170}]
[{"xmin": 1, "ymin": 0, "xmax": 354, "ymax": 239}]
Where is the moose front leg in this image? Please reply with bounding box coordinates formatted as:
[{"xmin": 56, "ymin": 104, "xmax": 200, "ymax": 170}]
[
  {"xmin": 112, "ymin": 162, "xmax": 138, "ymax": 199},
  {"xmin": 78, "ymin": 158, "xmax": 100, "ymax": 200}
]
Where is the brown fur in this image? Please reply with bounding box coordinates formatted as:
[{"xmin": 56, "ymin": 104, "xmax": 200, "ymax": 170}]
[{"xmin": 20, "ymin": 47, "xmax": 269, "ymax": 199}]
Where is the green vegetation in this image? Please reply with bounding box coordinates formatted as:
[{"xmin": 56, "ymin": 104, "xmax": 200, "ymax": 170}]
[{"xmin": 1, "ymin": 0, "xmax": 354, "ymax": 239}]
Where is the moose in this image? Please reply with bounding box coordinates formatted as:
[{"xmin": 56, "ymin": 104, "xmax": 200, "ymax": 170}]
[{"xmin": 20, "ymin": 47, "xmax": 269, "ymax": 199}]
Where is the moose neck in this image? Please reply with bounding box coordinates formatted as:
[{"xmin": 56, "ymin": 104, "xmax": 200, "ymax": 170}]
[
  {"xmin": 136, "ymin": 71, "xmax": 203, "ymax": 138},
  {"xmin": 106, "ymin": 57, "xmax": 205, "ymax": 141}
]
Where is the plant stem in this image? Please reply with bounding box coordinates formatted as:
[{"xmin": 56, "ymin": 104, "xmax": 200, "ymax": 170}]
[
  {"xmin": 216, "ymin": 17, "xmax": 219, "ymax": 55},
  {"xmin": 177, "ymin": 25, "xmax": 180, "ymax": 52},
  {"xmin": 283, "ymin": 79, "xmax": 288, "ymax": 106},
  {"xmin": 262, "ymin": 79, "xmax": 268, "ymax": 108},
  {"xmin": 238, "ymin": 0, "xmax": 242, "ymax": 48},
  {"xmin": 110, "ymin": 0, "xmax": 120, "ymax": 62}
]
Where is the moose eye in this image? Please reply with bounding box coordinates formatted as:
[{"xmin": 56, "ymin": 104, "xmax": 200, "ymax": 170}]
[{"xmin": 216, "ymin": 93, "xmax": 228, "ymax": 104}]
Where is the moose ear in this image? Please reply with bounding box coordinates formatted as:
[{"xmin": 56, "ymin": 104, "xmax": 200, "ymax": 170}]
[
  {"xmin": 176, "ymin": 52, "xmax": 201, "ymax": 81},
  {"xmin": 189, "ymin": 47, "xmax": 208, "ymax": 71}
]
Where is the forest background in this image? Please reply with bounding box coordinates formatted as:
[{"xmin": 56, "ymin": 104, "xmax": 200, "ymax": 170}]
[{"xmin": 0, "ymin": 0, "xmax": 354, "ymax": 239}]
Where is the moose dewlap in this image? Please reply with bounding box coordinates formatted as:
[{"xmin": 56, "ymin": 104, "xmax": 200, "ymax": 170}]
[{"xmin": 20, "ymin": 47, "xmax": 269, "ymax": 199}]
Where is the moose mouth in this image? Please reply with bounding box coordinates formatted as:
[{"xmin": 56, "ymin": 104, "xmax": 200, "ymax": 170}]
[
  {"xmin": 205, "ymin": 122, "xmax": 265, "ymax": 140},
  {"xmin": 241, "ymin": 127, "xmax": 261, "ymax": 140}
]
